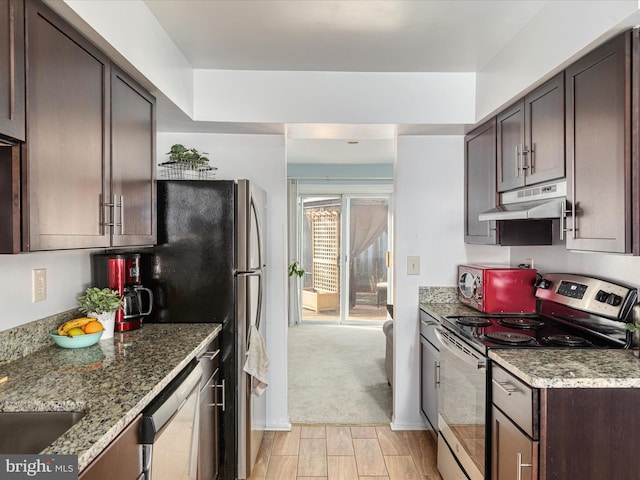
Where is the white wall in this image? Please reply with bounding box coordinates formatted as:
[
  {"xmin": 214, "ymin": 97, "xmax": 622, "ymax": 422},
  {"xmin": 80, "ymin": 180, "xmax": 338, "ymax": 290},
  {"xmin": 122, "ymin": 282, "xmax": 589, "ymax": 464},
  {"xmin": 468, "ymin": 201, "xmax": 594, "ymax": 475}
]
[
  {"xmin": 511, "ymin": 243, "xmax": 640, "ymax": 288},
  {"xmin": 157, "ymin": 132, "xmax": 290, "ymax": 429},
  {"xmin": 393, "ymin": 135, "xmax": 467, "ymax": 429},
  {"xmin": 194, "ymin": 70, "xmax": 475, "ymax": 125},
  {"xmin": 476, "ymin": 0, "xmax": 640, "ymax": 121},
  {"xmin": 0, "ymin": 250, "xmax": 94, "ymax": 331}
]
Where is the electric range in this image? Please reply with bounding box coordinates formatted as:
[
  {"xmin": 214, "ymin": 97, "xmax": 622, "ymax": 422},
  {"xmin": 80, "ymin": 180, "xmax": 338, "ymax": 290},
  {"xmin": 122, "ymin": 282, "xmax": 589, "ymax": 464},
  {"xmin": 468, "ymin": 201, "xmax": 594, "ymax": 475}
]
[
  {"xmin": 443, "ymin": 273, "xmax": 638, "ymax": 354},
  {"xmin": 435, "ymin": 272, "xmax": 638, "ymax": 480}
]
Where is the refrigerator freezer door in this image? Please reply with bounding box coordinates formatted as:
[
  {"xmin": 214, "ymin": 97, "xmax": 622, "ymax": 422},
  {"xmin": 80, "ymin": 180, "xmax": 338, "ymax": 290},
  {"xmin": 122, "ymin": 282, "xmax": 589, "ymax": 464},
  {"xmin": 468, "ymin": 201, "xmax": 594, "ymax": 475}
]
[{"xmin": 237, "ymin": 181, "xmax": 267, "ymax": 479}]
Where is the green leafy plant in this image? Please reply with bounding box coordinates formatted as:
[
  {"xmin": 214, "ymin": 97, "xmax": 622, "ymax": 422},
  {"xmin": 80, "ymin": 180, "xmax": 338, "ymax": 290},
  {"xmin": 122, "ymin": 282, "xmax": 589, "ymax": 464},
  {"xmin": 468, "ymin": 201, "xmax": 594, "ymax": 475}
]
[
  {"xmin": 626, "ymin": 322, "xmax": 640, "ymax": 333},
  {"xmin": 78, "ymin": 287, "xmax": 123, "ymax": 314},
  {"xmin": 165, "ymin": 144, "xmax": 210, "ymax": 167},
  {"xmin": 288, "ymin": 261, "xmax": 305, "ymax": 278}
]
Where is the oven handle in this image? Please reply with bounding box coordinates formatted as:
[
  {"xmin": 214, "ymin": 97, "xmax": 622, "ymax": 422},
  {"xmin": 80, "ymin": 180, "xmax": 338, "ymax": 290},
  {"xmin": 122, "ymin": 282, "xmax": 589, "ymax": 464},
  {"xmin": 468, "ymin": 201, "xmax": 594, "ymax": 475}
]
[{"xmin": 435, "ymin": 328, "xmax": 486, "ymax": 370}]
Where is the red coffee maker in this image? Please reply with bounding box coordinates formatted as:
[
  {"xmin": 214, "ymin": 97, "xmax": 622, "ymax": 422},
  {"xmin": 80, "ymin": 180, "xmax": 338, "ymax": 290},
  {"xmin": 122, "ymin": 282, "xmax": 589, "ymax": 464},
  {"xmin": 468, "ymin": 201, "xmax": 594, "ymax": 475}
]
[{"xmin": 91, "ymin": 253, "xmax": 153, "ymax": 331}]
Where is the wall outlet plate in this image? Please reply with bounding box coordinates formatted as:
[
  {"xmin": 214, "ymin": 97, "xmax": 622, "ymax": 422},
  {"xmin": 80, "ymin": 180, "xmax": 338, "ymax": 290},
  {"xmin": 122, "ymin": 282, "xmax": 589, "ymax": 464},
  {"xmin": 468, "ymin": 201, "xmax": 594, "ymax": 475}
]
[{"xmin": 33, "ymin": 268, "xmax": 46, "ymax": 302}]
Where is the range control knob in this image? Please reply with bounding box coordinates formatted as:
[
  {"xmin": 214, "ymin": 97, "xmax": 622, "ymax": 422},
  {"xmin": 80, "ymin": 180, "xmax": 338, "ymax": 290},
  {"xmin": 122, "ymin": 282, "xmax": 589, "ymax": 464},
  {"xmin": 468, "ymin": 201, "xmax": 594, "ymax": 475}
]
[
  {"xmin": 595, "ymin": 290, "xmax": 610, "ymax": 303},
  {"xmin": 606, "ymin": 293, "xmax": 622, "ymax": 306},
  {"xmin": 536, "ymin": 278, "xmax": 553, "ymax": 289}
]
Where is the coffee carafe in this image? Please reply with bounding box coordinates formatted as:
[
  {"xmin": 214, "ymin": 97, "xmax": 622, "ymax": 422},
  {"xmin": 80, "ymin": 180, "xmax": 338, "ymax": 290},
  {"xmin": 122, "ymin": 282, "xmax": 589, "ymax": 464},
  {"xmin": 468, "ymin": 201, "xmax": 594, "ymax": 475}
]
[{"xmin": 91, "ymin": 253, "xmax": 153, "ymax": 331}]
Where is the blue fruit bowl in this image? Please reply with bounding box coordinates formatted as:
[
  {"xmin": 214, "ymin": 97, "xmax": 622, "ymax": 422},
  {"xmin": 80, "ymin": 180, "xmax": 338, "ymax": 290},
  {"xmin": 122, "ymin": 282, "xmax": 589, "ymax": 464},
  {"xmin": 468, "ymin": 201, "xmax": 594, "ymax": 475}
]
[{"xmin": 50, "ymin": 330, "xmax": 104, "ymax": 349}]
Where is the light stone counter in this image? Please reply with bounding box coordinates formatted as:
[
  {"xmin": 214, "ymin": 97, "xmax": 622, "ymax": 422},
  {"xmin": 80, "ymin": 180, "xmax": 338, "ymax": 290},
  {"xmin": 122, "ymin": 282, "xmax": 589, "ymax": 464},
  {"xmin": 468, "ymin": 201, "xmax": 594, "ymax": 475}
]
[
  {"xmin": 0, "ymin": 323, "xmax": 221, "ymax": 472},
  {"xmin": 419, "ymin": 302, "xmax": 479, "ymax": 321},
  {"xmin": 489, "ymin": 348, "xmax": 640, "ymax": 388}
]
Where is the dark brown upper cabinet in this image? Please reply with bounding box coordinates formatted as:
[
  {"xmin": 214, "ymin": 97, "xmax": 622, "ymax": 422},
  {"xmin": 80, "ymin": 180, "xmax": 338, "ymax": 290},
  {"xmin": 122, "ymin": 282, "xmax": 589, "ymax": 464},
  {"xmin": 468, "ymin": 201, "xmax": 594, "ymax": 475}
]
[
  {"xmin": 24, "ymin": 0, "xmax": 111, "ymax": 251},
  {"xmin": 110, "ymin": 67, "xmax": 156, "ymax": 247},
  {"xmin": 464, "ymin": 118, "xmax": 498, "ymax": 245},
  {"xmin": 0, "ymin": 0, "xmax": 25, "ymax": 141},
  {"xmin": 565, "ymin": 31, "xmax": 631, "ymax": 253},
  {"xmin": 497, "ymin": 73, "xmax": 565, "ymax": 192},
  {"xmin": 19, "ymin": 0, "xmax": 156, "ymax": 252}
]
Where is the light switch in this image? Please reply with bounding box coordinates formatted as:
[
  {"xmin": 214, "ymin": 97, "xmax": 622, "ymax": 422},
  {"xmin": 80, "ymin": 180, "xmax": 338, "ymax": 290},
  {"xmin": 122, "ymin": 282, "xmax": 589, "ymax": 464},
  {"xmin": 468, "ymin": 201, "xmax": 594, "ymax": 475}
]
[
  {"xmin": 407, "ymin": 256, "xmax": 420, "ymax": 275},
  {"xmin": 33, "ymin": 268, "xmax": 46, "ymax": 302}
]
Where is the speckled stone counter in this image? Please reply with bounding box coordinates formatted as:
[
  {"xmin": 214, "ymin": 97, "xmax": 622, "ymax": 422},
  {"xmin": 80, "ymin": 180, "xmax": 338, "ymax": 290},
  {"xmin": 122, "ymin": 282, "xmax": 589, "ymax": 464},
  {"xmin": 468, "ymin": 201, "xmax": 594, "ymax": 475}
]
[
  {"xmin": 419, "ymin": 302, "xmax": 479, "ymax": 320},
  {"xmin": 489, "ymin": 348, "xmax": 640, "ymax": 388},
  {"xmin": 0, "ymin": 323, "xmax": 221, "ymax": 472}
]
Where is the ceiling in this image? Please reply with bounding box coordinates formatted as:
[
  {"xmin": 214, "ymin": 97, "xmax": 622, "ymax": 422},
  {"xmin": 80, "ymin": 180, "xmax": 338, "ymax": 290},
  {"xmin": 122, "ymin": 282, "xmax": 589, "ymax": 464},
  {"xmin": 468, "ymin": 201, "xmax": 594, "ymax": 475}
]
[
  {"xmin": 144, "ymin": 0, "xmax": 546, "ymax": 73},
  {"xmin": 143, "ymin": 0, "xmax": 549, "ymax": 163}
]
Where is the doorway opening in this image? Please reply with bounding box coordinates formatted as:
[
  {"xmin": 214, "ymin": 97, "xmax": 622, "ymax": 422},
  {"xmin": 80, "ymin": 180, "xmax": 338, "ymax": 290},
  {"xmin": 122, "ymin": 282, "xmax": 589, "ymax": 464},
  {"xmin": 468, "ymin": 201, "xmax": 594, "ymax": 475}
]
[{"xmin": 297, "ymin": 194, "xmax": 390, "ymax": 324}]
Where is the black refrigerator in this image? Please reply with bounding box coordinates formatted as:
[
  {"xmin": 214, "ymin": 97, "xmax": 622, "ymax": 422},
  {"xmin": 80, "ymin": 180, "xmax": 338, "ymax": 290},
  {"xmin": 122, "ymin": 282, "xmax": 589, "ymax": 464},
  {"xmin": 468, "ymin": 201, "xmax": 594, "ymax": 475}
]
[{"xmin": 143, "ymin": 179, "xmax": 267, "ymax": 480}]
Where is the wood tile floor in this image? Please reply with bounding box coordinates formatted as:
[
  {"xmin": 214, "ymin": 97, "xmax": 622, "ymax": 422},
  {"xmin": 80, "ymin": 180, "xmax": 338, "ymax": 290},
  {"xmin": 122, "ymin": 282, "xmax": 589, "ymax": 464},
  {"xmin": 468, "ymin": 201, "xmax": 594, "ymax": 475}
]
[{"xmin": 248, "ymin": 425, "xmax": 443, "ymax": 480}]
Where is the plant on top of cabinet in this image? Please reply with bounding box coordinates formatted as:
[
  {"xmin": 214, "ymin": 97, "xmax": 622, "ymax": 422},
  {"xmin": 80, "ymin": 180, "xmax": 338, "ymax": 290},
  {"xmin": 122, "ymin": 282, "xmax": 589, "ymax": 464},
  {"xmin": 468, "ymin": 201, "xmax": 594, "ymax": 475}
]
[
  {"xmin": 497, "ymin": 73, "xmax": 565, "ymax": 192},
  {"xmin": 158, "ymin": 143, "xmax": 217, "ymax": 180}
]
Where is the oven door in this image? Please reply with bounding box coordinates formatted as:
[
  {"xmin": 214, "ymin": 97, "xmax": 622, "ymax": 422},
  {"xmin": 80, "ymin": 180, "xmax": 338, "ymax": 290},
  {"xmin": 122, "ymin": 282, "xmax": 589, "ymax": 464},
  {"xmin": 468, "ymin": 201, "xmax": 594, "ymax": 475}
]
[{"xmin": 436, "ymin": 327, "xmax": 488, "ymax": 480}]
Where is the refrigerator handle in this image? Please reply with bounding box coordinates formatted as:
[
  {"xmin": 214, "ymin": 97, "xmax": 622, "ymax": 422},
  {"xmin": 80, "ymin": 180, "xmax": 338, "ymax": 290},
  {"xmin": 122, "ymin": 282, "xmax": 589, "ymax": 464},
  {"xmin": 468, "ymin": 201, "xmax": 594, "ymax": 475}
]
[{"xmin": 238, "ymin": 271, "xmax": 263, "ymax": 333}]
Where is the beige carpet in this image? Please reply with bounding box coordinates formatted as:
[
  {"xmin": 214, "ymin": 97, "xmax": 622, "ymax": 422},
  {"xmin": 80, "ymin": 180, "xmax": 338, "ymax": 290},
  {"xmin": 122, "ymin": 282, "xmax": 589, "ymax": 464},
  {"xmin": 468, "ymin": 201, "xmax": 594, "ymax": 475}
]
[{"xmin": 288, "ymin": 323, "xmax": 392, "ymax": 424}]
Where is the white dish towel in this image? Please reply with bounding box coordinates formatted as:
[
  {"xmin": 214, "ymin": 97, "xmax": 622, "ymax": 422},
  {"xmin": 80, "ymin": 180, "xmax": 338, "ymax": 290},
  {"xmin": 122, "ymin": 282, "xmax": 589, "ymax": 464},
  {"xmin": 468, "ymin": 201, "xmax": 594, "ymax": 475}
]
[{"xmin": 243, "ymin": 325, "xmax": 269, "ymax": 396}]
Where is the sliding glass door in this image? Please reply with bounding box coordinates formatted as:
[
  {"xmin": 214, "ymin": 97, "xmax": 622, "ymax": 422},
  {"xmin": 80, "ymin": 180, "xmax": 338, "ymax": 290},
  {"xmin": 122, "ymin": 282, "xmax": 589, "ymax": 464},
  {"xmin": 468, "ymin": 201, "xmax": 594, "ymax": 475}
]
[{"xmin": 298, "ymin": 194, "xmax": 390, "ymax": 324}]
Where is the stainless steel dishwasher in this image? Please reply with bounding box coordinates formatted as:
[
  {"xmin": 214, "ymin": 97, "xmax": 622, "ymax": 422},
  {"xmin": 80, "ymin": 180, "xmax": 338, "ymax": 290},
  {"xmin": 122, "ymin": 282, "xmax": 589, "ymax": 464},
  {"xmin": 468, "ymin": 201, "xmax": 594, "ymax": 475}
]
[{"xmin": 141, "ymin": 360, "xmax": 203, "ymax": 480}]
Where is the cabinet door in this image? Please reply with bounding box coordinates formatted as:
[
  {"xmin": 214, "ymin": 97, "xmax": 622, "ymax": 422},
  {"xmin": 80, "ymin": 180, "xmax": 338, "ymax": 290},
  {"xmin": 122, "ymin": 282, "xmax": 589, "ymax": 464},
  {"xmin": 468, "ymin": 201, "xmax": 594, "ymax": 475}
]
[
  {"xmin": 0, "ymin": 144, "xmax": 20, "ymax": 253},
  {"xmin": 420, "ymin": 334, "xmax": 439, "ymax": 432},
  {"xmin": 524, "ymin": 73, "xmax": 565, "ymax": 185},
  {"xmin": 465, "ymin": 118, "xmax": 498, "ymax": 244},
  {"xmin": 110, "ymin": 67, "xmax": 156, "ymax": 247},
  {"xmin": 0, "ymin": 0, "xmax": 25, "ymax": 141},
  {"xmin": 565, "ymin": 32, "xmax": 630, "ymax": 252},
  {"xmin": 24, "ymin": 0, "xmax": 110, "ymax": 250},
  {"xmin": 79, "ymin": 415, "xmax": 142, "ymax": 480},
  {"xmin": 492, "ymin": 406, "xmax": 538, "ymax": 480},
  {"xmin": 497, "ymin": 100, "xmax": 525, "ymax": 192}
]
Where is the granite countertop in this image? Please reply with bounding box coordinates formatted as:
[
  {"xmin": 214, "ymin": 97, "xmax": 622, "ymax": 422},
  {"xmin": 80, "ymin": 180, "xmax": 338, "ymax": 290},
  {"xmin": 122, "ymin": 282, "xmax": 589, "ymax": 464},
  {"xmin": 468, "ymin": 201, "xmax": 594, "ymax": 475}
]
[
  {"xmin": 419, "ymin": 302, "xmax": 479, "ymax": 320},
  {"xmin": 489, "ymin": 348, "xmax": 640, "ymax": 389},
  {"xmin": 0, "ymin": 323, "xmax": 221, "ymax": 472}
]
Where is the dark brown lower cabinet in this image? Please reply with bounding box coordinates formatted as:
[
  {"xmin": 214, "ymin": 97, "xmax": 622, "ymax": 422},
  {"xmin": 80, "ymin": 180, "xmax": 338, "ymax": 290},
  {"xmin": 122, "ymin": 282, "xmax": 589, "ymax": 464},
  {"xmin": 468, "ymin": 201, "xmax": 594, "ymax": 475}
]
[
  {"xmin": 492, "ymin": 364, "xmax": 640, "ymax": 480},
  {"xmin": 78, "ymin": 414, "xmax": 143, "ymax": 480}
]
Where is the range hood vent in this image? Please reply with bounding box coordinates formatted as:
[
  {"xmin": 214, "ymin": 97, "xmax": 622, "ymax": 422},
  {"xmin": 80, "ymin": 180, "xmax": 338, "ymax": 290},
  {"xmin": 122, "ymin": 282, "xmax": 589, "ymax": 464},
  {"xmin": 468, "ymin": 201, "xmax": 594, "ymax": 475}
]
[{"xmin": 479, "ymin": 181, "xmax": 566, "ymax": 222}]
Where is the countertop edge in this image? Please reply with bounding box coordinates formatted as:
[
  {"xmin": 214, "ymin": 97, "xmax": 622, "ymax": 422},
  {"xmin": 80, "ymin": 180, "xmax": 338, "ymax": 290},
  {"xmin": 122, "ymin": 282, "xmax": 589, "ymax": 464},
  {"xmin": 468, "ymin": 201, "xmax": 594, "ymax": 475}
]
[{"xmin": 75, "ymin": 324, "xmax": 222, "ymax": 471}]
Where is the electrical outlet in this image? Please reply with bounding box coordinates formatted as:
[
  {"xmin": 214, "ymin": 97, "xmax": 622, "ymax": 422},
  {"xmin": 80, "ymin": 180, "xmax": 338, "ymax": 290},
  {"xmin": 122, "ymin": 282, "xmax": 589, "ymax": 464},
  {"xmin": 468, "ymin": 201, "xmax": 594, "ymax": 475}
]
[
  {"xmin": 407, "ymin": 256, "xmax": 420, "ymax": 275},
  {"xmin": 33, "ymin": 268, "xmax": 46, "ymax": 302},
  {"xmin": 525, "ymin": 257, "xmax": 534, "ymax": 269}
]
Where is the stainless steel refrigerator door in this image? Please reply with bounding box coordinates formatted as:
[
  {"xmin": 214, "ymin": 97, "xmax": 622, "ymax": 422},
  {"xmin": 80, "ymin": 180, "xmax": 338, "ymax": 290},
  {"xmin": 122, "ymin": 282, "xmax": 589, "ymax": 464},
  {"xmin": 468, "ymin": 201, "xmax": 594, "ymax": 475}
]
[
  {"xmin": 237, "ymin": 180, "xmax": 266, "ymax": 273},
  {"xmin": 236, "ymin": 180, "xmax": 267, "ymax": 479}
]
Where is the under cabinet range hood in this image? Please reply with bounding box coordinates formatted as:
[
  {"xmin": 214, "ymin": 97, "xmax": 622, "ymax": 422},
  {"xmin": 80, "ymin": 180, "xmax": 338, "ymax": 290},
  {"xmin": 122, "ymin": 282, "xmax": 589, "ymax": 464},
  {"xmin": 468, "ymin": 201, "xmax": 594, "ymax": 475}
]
[{"xmin": 479, "ymin": 181, "xmax": 566, "ymax": 221}]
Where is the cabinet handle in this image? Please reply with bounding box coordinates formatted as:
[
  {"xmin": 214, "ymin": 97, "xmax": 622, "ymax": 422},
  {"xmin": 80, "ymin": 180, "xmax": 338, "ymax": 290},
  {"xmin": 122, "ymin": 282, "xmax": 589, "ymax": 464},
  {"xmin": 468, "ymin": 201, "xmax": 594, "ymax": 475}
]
[
  {"xmin": 493, "ymin": 379, "xmax": 518, "ymax": 396},
  {"xmin": 515, "ymin": 145, "xmax": 520, "ymax": 178},
  {"xmin": 102, "ymin": 195, "xmax": 123, "ymax": 234},
  {"xmin": 202, "ymin": 350, "xmax": 220, "ymax": 360},
  {"xmin": 560, "ymin": 199, "xmax": 575, "ymax": 241},
  {"xmin": 211, "ymin": 379, "xmax": 226, "ymax": 411},
  {"xmin": 517, "ymin": 452, "xmax": 532, "ymax": 480},
  {"xmin": 435, "ymin": 361, "xmax": 440, "ymax": 387},
  {"xmin": 119, "ymin": 195, "xmax": 125, "ymax": 235},
  {"xmin": 529, "ymin": 143, "xmax": 535, "ymax": 173},
  {"xmin": 521, "ymin": 144, "xmax": 530, "ymax": 171}
]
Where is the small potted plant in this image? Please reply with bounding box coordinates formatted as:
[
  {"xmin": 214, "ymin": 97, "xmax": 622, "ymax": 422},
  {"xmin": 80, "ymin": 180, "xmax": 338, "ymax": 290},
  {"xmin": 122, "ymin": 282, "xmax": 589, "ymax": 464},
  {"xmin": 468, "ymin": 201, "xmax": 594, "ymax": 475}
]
[
  {"xmin": 159, "ymin": 143, "xmax": 217, "ymax": 179},
  {"xmin": 78, "ymin": 287, "xmax": 123, "ymax": 339}
]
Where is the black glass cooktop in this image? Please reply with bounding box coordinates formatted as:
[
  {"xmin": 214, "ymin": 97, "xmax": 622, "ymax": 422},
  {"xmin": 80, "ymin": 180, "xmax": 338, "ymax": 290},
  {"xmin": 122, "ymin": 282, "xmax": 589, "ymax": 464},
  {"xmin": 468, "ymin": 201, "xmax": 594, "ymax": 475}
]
[{"xmin": 443, "ymin": 314, "xmax": 626, "ymax": 352}]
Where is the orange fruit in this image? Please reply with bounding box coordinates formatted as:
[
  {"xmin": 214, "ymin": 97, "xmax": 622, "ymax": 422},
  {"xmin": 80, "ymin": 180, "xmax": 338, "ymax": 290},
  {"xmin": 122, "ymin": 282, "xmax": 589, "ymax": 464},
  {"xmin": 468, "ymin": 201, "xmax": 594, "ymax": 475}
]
[{"xmin": 83, "ymin": 320, "xmax": 104, "ymax": 334}]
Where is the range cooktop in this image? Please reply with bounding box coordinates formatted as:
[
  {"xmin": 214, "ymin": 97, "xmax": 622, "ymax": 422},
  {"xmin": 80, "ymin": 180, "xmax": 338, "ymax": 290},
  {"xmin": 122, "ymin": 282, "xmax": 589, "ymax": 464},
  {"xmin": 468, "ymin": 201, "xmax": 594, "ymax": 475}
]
[{"xmin": 444, "ymin": 273, "xmax": 638, "ymax": 353}]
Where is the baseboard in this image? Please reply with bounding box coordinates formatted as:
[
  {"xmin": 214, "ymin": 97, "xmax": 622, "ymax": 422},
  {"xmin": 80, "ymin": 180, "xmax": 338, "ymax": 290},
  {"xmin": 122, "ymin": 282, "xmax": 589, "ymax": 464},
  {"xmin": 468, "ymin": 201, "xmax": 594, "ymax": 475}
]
[
  {"xmin": 266, "ymin": 420, "xmax": 293, "ymax": 431},
  {"xmin": 391, "ymin": 420, "xmax": 428, "ymax": 431}
]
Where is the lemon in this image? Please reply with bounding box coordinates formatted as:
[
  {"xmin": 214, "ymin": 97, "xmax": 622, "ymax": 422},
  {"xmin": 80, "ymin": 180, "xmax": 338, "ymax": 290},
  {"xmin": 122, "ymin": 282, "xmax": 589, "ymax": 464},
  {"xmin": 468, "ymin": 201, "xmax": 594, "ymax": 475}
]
[{"xmin": 67, "ymin": 327, "xmax": 85, "ymax": 337}]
